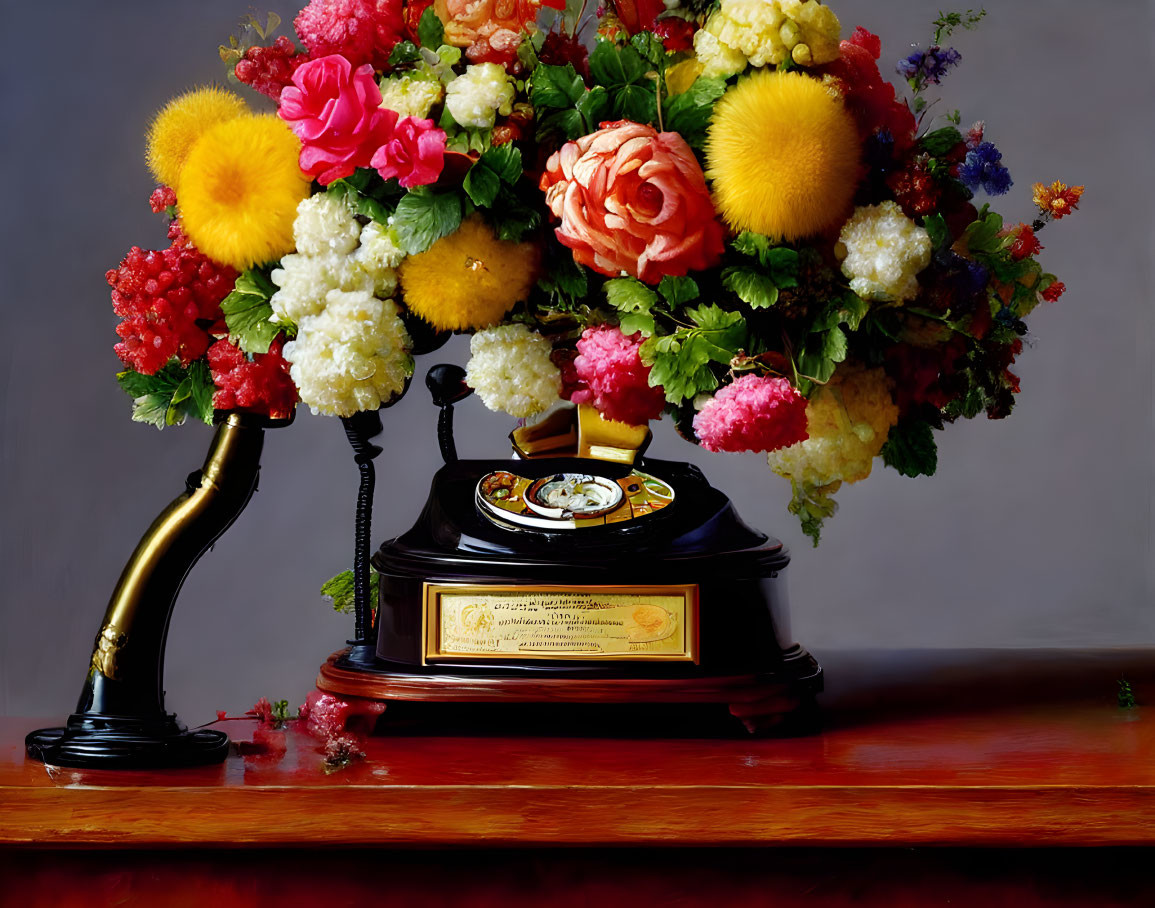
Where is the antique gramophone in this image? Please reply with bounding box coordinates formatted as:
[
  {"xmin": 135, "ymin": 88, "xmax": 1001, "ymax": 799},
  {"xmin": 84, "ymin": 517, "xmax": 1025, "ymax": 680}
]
[{"xmin": 315, "ymin": 364, "xmax": 823, "ymax": 733}]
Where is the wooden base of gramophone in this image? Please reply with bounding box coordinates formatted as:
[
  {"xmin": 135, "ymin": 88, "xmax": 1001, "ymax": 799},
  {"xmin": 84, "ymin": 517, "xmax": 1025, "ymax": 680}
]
[{"xmin": 317, "ymin": 648, "xmax": 821, "ymax": 735}]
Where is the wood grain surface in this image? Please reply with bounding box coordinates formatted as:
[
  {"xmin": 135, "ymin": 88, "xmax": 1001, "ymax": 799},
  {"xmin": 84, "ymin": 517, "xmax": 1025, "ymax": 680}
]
[{"xmin": 3, "ymin": 695, "xmax": 1153, "ymax": 847}]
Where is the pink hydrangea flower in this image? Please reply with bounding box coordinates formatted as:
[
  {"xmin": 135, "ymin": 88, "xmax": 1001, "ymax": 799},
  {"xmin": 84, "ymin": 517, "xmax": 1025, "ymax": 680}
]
[
  {"xmin": 370, "ymin": 113, "xmax": 446, "ymax": 188},
  {"xmin": 278, "ymin": 54, "xmax": 393, "ymax": 185},
  {"xmin": 692, "ymin": 375, "xmax": 809, "ymax": 453},
  {"xmin": 568, "ymin": 326, "xmax": 666, "ymax": 425},
  {"xmin": 295, "ymin": 0, "xmax": 404, "ymax": 71}
]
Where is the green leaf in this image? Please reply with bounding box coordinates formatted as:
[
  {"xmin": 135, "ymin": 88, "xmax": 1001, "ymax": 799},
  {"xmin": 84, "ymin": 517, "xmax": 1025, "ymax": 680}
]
[
  {"xmin": 463, "ymin": 145, "xmax": 523, "ymax": 208},
  {"xmin": 536, "ymin": 108, "xmax": 586, "ymax": 143},
  {"xmin": 327, "ymin": 174, "xmax": 392, "ymax": 223},
  {"xmin": 629, "ymin": 31, "xmax": 666, "ymax": 68},
  {"xmin": 417, "ymin": 7, "xmax": 444, "ymax": 49},
  {"xmin": 923, "ymin": 213, "xmax": 950, "ymax": 252},
  {"xmin": 764, "ymin": 247, "xmax": 799, "ymax": 288},
  {"xmin": 393, "ymin": 188, "xmax": 463, "ymax": 255},
  {"xmin": 605, "ymin": 277, "xmax": 659, "ymax": 313},
  {"xmin": 881, "ymin": 418, "xmax": 939, "ymax": 478},
  {"xmin": 589, "ymin": 40, "xmax": 649, "ymax": 88},
  {"xmin": 487, "ymin": 187, "xmax": 540, "ymax": 242},
  {"xmin": 530, "ymin": 63, "xmax": 587, "ymax": 109},
  {"xmin": 132, "ymin": 393, "xmax": 177, "ymax": 428},
  {"xmin": 920, "ymin": 126, "xmax": 962, "ymax": 157},
  {"xmin": 657, "ymin": 275, "xmax": 698, "ymax": 306},
  {"xmin": 221, "ymin": 269, "xmax": 282, "ymax": 354},
  {"xmin": 787, "ymin": 480, "xmax": 839, "ymax": 547},
  {"xmin": 614, "ymin": 83, "xmax": 657, "ymax": 124},
  {"xmin": 185, "ymin": 360, "xmax": 216, "ymax": 425},
  {"xmin": 798, "ymin": 326, "xmax": 847, "ymax": 385},
  {"xmin": 723, "ymin": 266, "xmax": 779, "ymax": 309},
  {"xmin": 837, "ymin": 293, "xmax": 870, "ymax": 332},
  {"xmin": 687, "ymin": 303, "xmax": 743, "ymax": 333},
  {"xmin": 662, "ymin": 77, "xmax": 727, "ymax": 147},
  {"xmin": 575, "ymin": 86, "xmax": 612, "ymax": 132},
  {"xmin": 732, "ymin": 231, "xmax": 772, "ymax": 262},
  {"xmin": 618, "ymin": 312, "xmax": 656, "ymax": 337},
  {"xmin": 389, "ymin": 41, "xmax": 422, "ymax": 65},
  {"xmin": 117, "ymin": 362, "xmax": 208, "ymax": 429},
  {"xmin": 963, "ymin": 208, "xmax": 1005, "ymax": 255}
]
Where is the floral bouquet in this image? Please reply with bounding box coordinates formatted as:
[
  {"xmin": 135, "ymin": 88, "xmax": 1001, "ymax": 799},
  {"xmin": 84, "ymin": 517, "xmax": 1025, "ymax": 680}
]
[{"xmin": 108, "ymin": 0, "xmax": 1082, "ymax": 544}]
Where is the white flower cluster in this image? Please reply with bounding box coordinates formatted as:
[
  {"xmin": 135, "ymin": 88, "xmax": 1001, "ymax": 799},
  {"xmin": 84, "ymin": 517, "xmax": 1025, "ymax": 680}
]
[
  {"xmin": 836, "ymin": 201, "xmax": 932, "ymax": 302},
  {"xmin": 273, "ymin": 195, "xmax": 412, "ymax": 416},
  {"xmin": 695, "ymin": 0, "xmax": 842, "ymax": 78},
  {"xmin": 465, "ymin": 324, "xmax": 561, "ymax": 418},
  {"xmin": 445, "ymin": 63, "xmax": 515, "ymax": 129},
  {"xmin": 379, "ymin": 65, "xmax": 445, "ymax": 119}
]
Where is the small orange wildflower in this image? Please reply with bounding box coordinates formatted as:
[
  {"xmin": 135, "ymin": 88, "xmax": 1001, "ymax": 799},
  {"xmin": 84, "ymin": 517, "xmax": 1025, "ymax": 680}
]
[{"xmin": 1032, "ymin": 180, "xmax": 1084, "ymax": 219}]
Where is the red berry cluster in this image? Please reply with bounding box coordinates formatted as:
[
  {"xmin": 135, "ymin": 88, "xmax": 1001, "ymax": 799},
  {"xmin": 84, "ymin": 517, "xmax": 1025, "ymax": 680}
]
[
  {"xmin": 539, "ymin": 32, "xmax": 590, "ymax": 80},
  {"xmin": 148, "ymin": 185, "xmax": 177, "ymax": 214},
  {"xmin": 887, "ymin": 157, "xmax": 941, "ymax": 218},
  {"xmin": 234, "ymin": 36, "xmax": 309, "ymax": 101},
  {"xmin": 108, "ymin": 223, "xmax": 237, "ymax": 375},
  {"xmin": 207, "ymin": 336, "xmax": 298, "ymax": 420}
]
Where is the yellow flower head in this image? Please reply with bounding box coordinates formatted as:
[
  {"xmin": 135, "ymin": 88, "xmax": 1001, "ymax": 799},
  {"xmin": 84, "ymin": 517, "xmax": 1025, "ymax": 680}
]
[
  {"xmin": 705, "ymin": 70, "xmax": 860, "ymax": 240},
  {"xmin": 399, "ymin": 217, "xmax": 541, "ymax": 331},
  {"xmin": 145, "ymin": 86, "xmax": 249, "ymax": 189},
  {"xmin": 177, "ymin": 114, "xmax": 310, "ymax": 270}
]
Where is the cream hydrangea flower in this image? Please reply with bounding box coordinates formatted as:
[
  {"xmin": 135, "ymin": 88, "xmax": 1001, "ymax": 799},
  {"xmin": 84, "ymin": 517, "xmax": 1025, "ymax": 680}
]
[
  {"xmin": 836, "ymin": 201, "xmax": 932, "ymax": 302},
  {"xmin": 767, "ymin": 363, "xmax": 899, "ymax": 487},
  {"xmin": 355, "ymin": 221, "xmax": 405, "ymax": 298},
  {"xmin": 445, "ymin": 63, "xmax": 515, "ymax": 129},
  {"xmin": 290, "ymin": 193, "xmax": 362, "ymax": 257},
  {"xmin": 379, "ymin": 67, "xmax": 445, "ymax": 119},
  {"xmin": 283, "ymin": 290, "xmax": 413, "ymax": 417},
  {"xmin": 270, "ymin": 253, "xmax": 374, "ymax": 323},
  {"xmin": 465, "ymin": 324, "xmax": 561, "ymax": 418},
  {"xmin": 698, "ymin": 0, "xmax": 841, "ymax": 75}
]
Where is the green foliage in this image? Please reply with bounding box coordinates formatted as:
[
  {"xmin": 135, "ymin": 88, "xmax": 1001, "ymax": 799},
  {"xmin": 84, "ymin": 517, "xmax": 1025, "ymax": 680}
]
[
  {"xmin": 932, "ymin": 8, "xmax": 987, "ymax": 44},
  {"xmin": 530, "ymin": 63, "xmax": 592, "ymax": 142},
  {"xmin": 640, "ymin": 304, "xmax": 748, "ymax": 404},
  {"xmin": 388, "ymin": 41, "xmax": 422, "ymax": 66},
  {"xmin": 1118, "ymin": 677, "xmax": 1137, "ymax": 709},
  {"xmin": 417, "ymin": 6, "xmax": 444, "ymax": 49},
  {"xmin": 795, "ymin": 293, "xmax": 866, "ymax": 390},
  {"xmin": 662, "ymin": 78, "xmax": 728, "ymax": 149},
  {"xmin": 788, "ymin": 480, "xmax": 839, "ymax": 547},
  {"xmin": 321, "ymin": 569, "xmax": 381, "ymax": 615},
  {"xmin": 535, "ymin": 254, "xmax": 589, "ymax": 310},
  {"xmin": 920, "ymin": 126, "xmax": 962, "ymax": 157},
  {"xmin": 923, "ymin": 213, "xmax": 950, "ymax": 252},
  {"xmin": 221, "ymin": 269, "xmax": 286, "ymax": 355},
  {"xmin": 393, "ymin": 187, "xmax": 463, "ymax": 255},
  {"xmin": 881, "ymin": 418, "xmax": 939, "ymax": 478},
  {"xmin": 605, "ymin": 277, "xmax": 659, "ymax": 312},
  {"xmin": 463, "ymin": 145, "xmax": 523, "ymax": 208},
  {"xmin": 327, "ymin": 169, "xmax": 397, "ymax": 223},
  {"xmin": 486, "ymin": 187, "xmax": 540, "ymax": 242},
  {"xmin": 588, "ymin": 40, "xmax": 657, "ymax": 125},
  {"xmin": 722, "ymin": 267, "xmax": 779, "ymax": 309},
  {"xmin": 657, "ymin": 275, "xmax": 699, "ymax": 306},
  {"xmin": 963, "ymin": 206, "xmax": 1004, "ymax": 255},
  {"xmin": 271, "ymin": 699, "xmax": 291, "ymax": 722},
  {"xmin": 731, "ymin": 233, "xmax": 799, "ymax": 286},
  {"xmin": 117, "ymin": 360, "xmax": 215, "ymax": 429}
]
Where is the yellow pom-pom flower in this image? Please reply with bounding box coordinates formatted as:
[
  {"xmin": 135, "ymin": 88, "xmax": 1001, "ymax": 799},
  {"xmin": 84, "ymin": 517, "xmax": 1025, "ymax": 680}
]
[
  {"xmin": 705, "ymin": 70, "xmax": 860, "ymax": 240},
  {"xmin": 145, "ymin": 86, "xmax": 249, "ymax": 189},
  {"xmin": 399, "ymin": 217, "xmax": 540, "ymax": 331},
  {"xmin": 177, "ymin": 115, "xmax": 310, "ymax": 270}
]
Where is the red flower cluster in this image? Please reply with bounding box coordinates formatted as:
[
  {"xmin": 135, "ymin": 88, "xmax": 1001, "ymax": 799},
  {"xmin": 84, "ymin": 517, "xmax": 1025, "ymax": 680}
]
[
  {"xmin": 1041, "ymin": 280, "xmax": 1065, "ymax": 302},
  {"xmin": 566, "ymin": 326, "xmax": 666, "ymax": 425},
  {"xmin": 108, "ymin": 223, "xmax": 236, "ymax": 375},
  {"xmin": 887, "ymin": 156, "xmax": 941, "ymax": 217},
  {"xmin": 235, "ymin": 35, "xmax": 310, "ymax": 101},
  {"xmin": 148, "ymin": 185, "xmax": 177, "ymax": 214},
  {"xmin": 822, "ymin": 27, "xmax": 917, "ymax": 153},
  {"xmin": 294, "ymin": 0, "xmax": 404, "ymax": 71},
  {"xmin": 207, "ymin": 336, "xmax": 298, "ymax": 419},
  {"xmin": 1008, "ymin": 223, "xmax": 1042, "ymax": 261}
]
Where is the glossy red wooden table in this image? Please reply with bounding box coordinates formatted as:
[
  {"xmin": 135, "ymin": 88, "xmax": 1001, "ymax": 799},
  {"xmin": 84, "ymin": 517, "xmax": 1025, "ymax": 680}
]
[{"xmin": 3, "ymin": 651, "xmax": 1154, "ymax": 906}]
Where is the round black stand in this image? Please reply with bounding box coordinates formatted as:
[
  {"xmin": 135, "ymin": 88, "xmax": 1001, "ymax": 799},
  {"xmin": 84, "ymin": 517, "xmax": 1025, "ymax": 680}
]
[{"xmin": 26, "ymin": 718, "xmax": 228, "ymax": 770}]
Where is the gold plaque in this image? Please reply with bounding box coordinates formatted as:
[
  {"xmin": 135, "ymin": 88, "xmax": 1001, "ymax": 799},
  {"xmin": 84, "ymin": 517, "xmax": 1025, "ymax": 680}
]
[{"xmin": 423, "ymin": 583, "xmax": 699, "ymax": 664}]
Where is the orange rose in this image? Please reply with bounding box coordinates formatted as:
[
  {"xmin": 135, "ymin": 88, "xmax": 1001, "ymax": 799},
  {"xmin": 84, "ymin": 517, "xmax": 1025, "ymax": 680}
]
[
  {"xmin": 435, "ymin": 0, "xmax": 557, "ymax": 63},
  {"xmin": 540, "ymin": 121, "xmax": 725, "ymax": 285}
]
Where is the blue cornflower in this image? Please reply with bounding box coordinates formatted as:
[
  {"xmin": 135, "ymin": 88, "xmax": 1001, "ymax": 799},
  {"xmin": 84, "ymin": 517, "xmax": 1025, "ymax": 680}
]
[
  {"xmin": 897, "ymin": 45, "xmax": 962, "ymax": 86},
  {"xmin": 958, "ymin": 142, "xmax": 1013, "ymax": 196}
]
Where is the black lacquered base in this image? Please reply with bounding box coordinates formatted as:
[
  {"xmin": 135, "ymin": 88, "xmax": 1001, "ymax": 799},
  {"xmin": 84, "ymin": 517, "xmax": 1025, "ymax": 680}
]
[{"xmin": 25, "ymin": 714, "xmax": 229, "ymax": 769}]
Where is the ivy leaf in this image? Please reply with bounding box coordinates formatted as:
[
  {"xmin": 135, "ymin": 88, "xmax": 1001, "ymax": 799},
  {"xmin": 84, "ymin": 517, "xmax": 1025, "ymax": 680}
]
[
  {"xmin": 388, "ymin": 41, "xmax": 422, "ymax": 66},
  {"xmin": 393, "ymin": 188, "xmax": 463, "ymax": 255},
  {"xmin": 722, "ymin": 266, "xmax": 779, "ymax": 309},
  {"xmin": 417, "ymin": 7, "xmax": 444, "ymax": 49},
  {"xmin": 920, "ymin": 126, "xmax": 963, "ymax": 157},
  {"xmin": 657, "ymin": 275, "xmax": 698, "ymax": 306},
  {"xmin": 221, "ymin": 268, "xmax": 282, "ymax": 354},
  {"xmin": 605, "ymin": 277, "xmax": 659, "ymax": 313},
  {"xmin": 463, "ymin": 145, "xmax": 523, "ymax": 208},
  {"xmin": 662, "ymin": 77, "xmax": 727, "ymax": 148},
  {"xmin": 530, "ymin": 63, "xmax": 587, "ymax": 109},
  {"xmin": 881, "ymin": 418, "xmax": 939, "ymax": 478}
]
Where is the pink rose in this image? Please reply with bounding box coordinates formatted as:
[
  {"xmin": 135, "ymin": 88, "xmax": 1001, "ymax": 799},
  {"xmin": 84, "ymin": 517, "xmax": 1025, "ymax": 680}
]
[
  {"xmin": 278, "ymin": 54, "xmax": 392, "ymax": 185},
  {"xmin": 540, "ymin": 120, "xmax": 725, "ymax": 285},
  {"xmin": 370, "ymin": 114, "xmax": 446, "ymax": 188}
]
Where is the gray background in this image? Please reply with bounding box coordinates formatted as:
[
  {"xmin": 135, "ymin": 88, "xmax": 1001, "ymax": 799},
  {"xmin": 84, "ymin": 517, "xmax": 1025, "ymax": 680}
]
[{"xmin": 1, "ymin": 0, "xmax": 1151, "ymax": 722}]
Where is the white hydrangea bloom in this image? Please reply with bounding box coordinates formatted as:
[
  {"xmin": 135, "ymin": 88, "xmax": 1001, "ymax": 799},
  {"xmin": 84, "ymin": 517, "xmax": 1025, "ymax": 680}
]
[
  {"xmin": 379, "ymin": 67, "xmax": 445, "ymax": 119},
  {"xmin": 836, "ymin": 201, "xmax": 932, "ymax": 302},
  {"xmin": 703, "ymin": 0, "xmax": 841, "ymax": 71},
  {"xmin": 694, "ymin": 18, "xmax": 750, "ymax": 78},
  {"xmin": 290, "ymin": 194, "xmax": 362, "ymax": 257},
  {"xmin": 283, "ymin": 290, "xmax": 413, "ymax": 417},
  {"xmin": 466, "ymin": 324, "xmax": 561, "ymax": 418},
  {"xmin": 270, "ymin": 253, "xmax": 373, "ymax": 323},
  {"xmin": 445, "ymin": 63, "xmax": 516, "ymax": 129},
  {"xmin": 354, "ymin": 221, "xmax": 404, "ymax": 299}
]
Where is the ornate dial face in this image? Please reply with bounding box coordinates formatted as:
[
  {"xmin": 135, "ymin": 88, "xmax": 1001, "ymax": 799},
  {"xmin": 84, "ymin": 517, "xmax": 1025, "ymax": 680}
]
[{"xmin": 476, "ymin": 469, "xmax": 675, "ymax": 531}]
